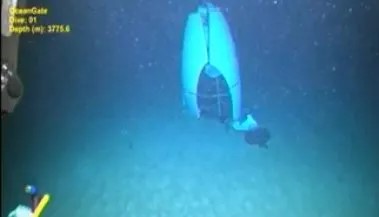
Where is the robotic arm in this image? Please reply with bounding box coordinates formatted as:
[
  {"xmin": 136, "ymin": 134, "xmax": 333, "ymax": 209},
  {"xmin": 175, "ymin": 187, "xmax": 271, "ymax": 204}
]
[
  {"xmin": 7, "ymin": 185, "xmax": 50, "ymax": 217},
  {"xmin": 2, "ymin": 0, "xmax": 24, "ymax": 118},
  {"xmin": 2, "ymin": 0, "xmax": 50, "ymax": 215},
  {"xmin": 7, "ymin": 205, "xmax": 32, "ymax": 217},
  {"xmin": 1, "ymin": 60, "xmax": 23, "ymax": 118}
]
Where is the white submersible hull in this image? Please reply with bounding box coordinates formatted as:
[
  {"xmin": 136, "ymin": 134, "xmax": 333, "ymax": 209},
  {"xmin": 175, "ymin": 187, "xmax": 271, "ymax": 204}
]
[{"xmin": 181, "ymin": 2, "xmax": 241, "ymax": 122}]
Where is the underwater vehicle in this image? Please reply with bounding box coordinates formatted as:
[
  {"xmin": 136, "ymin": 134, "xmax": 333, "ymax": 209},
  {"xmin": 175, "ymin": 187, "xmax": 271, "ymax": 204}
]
[
  {"xmin": 181, "ymin": 2, "xmax": 241, "ymax": 123},
  {"xmin": 2, "ymin": 0, "xmax": 50, "ymax": 216},
  {"xmin": 181, "ymin": 2, "xmax": 259, "ymax": 130},
  {"xmin": 2, "ymin": 0, "xmax": 19, "ymax": 37},
  {"xmin": 181, "ymin": 2, "xmax": 271, "ymax": 146},
  {"xmin": 1, "ymin": 0, "xmax": 24, "ymax": 118}
]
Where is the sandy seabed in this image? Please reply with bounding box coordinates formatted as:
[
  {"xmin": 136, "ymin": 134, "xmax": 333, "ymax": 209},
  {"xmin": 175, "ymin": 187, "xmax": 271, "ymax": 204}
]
[{"xmin": 2, "ymin": 109, "xmax": 378, "ymax": 217}]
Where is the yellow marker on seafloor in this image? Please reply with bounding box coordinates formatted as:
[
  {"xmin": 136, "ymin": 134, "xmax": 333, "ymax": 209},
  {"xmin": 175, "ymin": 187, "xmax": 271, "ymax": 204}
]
[{"xmin": 33, "ymin": 194, "xmax": 50, "ymax": 217}]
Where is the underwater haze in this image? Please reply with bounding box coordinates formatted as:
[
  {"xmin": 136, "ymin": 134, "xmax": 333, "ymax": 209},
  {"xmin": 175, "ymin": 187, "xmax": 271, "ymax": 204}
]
[{"xmin": 2, "ymin": 0, "xmax": 379, "ymax": 217}]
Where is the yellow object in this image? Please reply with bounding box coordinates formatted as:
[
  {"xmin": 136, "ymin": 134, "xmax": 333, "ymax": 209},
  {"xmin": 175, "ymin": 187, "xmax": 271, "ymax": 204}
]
[{"xmin": 32, "ymin": 194, "xmax": 50, "ymax": 217}]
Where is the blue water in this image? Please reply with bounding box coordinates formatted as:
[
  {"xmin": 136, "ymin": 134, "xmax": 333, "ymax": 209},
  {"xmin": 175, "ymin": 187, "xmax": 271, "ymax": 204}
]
[{"xmin": 2, "ymin": 0, "xmax": 379, "ymax": 217}]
